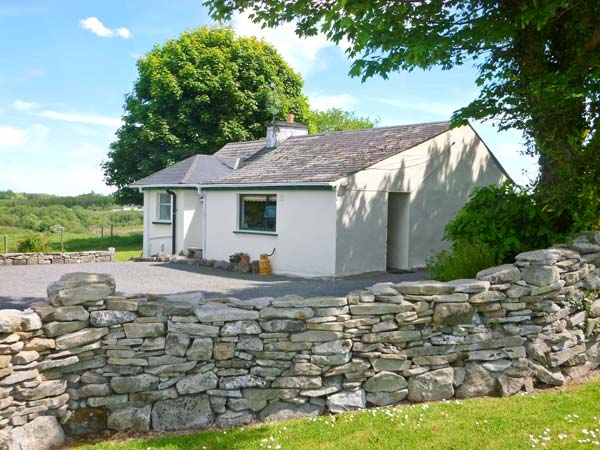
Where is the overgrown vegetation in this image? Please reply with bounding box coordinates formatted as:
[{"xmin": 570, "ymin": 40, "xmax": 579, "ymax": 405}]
[
  {"xmin": 0, "ymin": 191, "xmax": 143, "ymax": 259},
  {"xmin": 427, "ymin": 242, "xmax": 497, "ymax": 282},
  {"xmin": 77, "ymin": 378, "xmax": 600, "ymax": 450},
  {"xmin": 16, "ymin": 233, "xmax": 49, "ymax": 253},
  {"xmin": 444, "ymin": 182, "xmax": 559, "ymax": 262},
  {"xmin": 0, "ymin": 191, "xmax": 142, "ymax": 233}
]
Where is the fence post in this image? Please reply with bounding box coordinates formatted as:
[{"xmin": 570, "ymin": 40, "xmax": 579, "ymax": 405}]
[
  {"xmin": 110, "ymin": 224, "xmax": 114, "ymax": 238},
  {"xmin": 3, "ymin": 236, "xmax": 7, "ymax": 254},
  {"xmin": 100, "ymin": 226, "xmax": 104, "ymax": 248},
  {"xmin": 60, "ymin": 228, "xmax": 64, "ymax": 252}
]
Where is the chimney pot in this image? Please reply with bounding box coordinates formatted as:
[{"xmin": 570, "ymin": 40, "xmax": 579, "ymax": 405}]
[{"xmin": 287, "ymin": 113, "xmax": 295, "ymax": 123}]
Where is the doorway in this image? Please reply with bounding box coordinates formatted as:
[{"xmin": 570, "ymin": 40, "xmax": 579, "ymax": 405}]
[{"xmin": 387, "ymin": 192, "xmax": 410, "ymax": 270}]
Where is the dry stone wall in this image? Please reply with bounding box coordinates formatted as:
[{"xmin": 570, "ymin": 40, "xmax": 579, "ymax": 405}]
[
  {"xmin": 2, "ymin": 234, "xmax": 600, "ymax": 450},
  {"xmin": 0, "ymin": 249, "xmax": 115, "ymax": 266}
]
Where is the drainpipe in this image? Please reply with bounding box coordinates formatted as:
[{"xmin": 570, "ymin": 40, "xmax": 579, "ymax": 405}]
[{"xmin": 166, "ymin": 189, "xmax": 177, "ymax": 255}]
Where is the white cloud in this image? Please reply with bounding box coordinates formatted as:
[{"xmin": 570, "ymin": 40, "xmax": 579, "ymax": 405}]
[
  {"xmin": 80, "ymin": 17, "xmax": 132, "ymax": 39},
  {"xmin": 38, "ymin": 110, "xmax": 121, "ymax": 127},
  {"xmin": 309, "ymin": 93, "xmax": 357, "ymax": 111},
  {"xmin": 0, "ymin": 126, "xmax": 28, "ymax": 147},
  {"xmin": 11, "ymin": 100, "xmax": 121, "ymax": 128},
  {"xmin": 232, "ymin": 12, "xmax": 344, "ymax": 76},
  {"xmin": 12, "ymin": 100, "xmax": 41, "ymax": 112}
]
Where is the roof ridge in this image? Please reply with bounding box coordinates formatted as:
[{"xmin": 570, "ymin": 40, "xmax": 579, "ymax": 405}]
[
  {"xmin": 181, "ymin": 154, "xmax": 202, "ymax": 184},
  {"xmin": 286, "ymin": 120, "xmax": 452, "ymax": 140}
]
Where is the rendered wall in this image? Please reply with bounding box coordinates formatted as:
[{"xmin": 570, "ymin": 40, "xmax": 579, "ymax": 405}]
[
  {"xmin": 203, "ymin": 190, "xmax": 337, "ymax": 277},
  {"xmin": 143, "ymin": 189, "xmax": 203, "ymax": 257},
  {"xmin": 334, "ymin": 125, "xmax": 507, "ymax": 275},
  {"xmin": 2, "ymin": 235, "xmax": 600, "ymax": 450}
]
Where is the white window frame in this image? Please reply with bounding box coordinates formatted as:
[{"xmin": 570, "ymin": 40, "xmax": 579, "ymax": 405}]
[{"xmin": 157, "ymin": 193, "xmax": 172, "ymax": 222}]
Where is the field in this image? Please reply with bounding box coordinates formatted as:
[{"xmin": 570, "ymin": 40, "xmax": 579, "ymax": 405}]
[
  {"xmin": 74, "ymin": 376, "xmax": 600, "ymax": 450},
  {"xmin": 0, "ymin": 227, "xmax": 143, "ymax": 261},
  {"xmin": 0, "ymin": 191, "xmax": 143, "ymax": 261}
]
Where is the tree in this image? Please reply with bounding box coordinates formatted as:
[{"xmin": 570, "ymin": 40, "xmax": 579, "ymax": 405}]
[
  {"xmin": 307, "ymin": 108, "xmax": 377, "ymax": 134},
  {"xmin": 207, "ymin": 1, "xmax": 600, "ymax": 227},
  {"xmin": 103, "ymin": 26, "xmax": 310, "ymax": 204}
]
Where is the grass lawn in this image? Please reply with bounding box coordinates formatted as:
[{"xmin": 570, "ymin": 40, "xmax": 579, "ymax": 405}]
[
  {"xmin": 75, "ymin": 377, "xmax": 600, "ymax": 450},
  {"xmin": 0, "ymin": 227, "xmax": 142, "ymax": 261}
]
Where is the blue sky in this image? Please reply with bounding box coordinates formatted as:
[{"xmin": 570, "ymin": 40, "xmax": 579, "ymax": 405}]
[{"xmin": 0, "ymin": 0, "xmax": 537, "ymax": 195}]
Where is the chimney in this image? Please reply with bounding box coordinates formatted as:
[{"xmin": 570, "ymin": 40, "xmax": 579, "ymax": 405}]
[{"xmin": 266, "ymin": 114, "xmax": 308, "ymax": 148}]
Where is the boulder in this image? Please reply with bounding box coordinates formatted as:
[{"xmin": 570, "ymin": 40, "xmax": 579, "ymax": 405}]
[
  {"xmin": 54, "ymin": 327, "xmax": 108, "ymax": 350},
  {"xmin": 107, "ymin": 405, "xmax": 151, "ymax": 432},
  {"xmin": 407, "ymin": 368, "xmax": 454, "ymax": 402},
  {"xmin": 10, "ymin": 416, "xmax": 65, "ymax": 450},
  {"xmin": 258, "ymin": 401, "xmax": 323, "ymax": 421},
  {"xmin": 367, "ymin": 390, "xmax": 408, "ymax": 406},
  {"xmin": 111, "ymin": 374, "xmax": 159, "ymax": 394},
  {"xmin": 327, "ymin": 389, "xmax": 366, "ymax": 413},
  {"xmin": 176, "ymin": 372, "xmax": 218, "ymax": 394},
  {"xmin": 64, "ymin": 407, "xmax": 107, "ymax": 436},
  {"xmin": 455, "ymin": 363, "xmax": 497, "ymax": 398},
  {"xmin": 432, "ymin": 303, "xmax": 473, "ymax": 326},
  {"xmin": 260, "ymin": 320, "xmax": 306, "ymax": 332},
  {"xmin": 194, "ymin": 303, "xmax": 259, "ymax": 322},
  {"xmin": 152, "ymin": 395, "xmax": 214, "ymax": 431},
  {"xmin": 186, "ymin": 337, "xmax": 213, "ymax": 360},
  {"xmin": 476, "ymin": 265, "xmax": 521, "ymax": 284},
  {"xmin": 364, "ymin": 371, "xmax": 408, "ymax": 392},
  {"xmin": 521, "ymin": 265, "xmax": 560, "ymax": 287},
  {"xmin": 90, "ymin": 310, "xmax": 137, "ymax": 327},
  {"xmin": 394, "ymin": 281, "xmax": 454, "ymax": 295}
]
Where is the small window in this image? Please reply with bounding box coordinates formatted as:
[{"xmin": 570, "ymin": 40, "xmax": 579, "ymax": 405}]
[
  {"xmin": 240, "ymin": 194, "xmax": 276, "ymax": 232},
  {"xmin": 158, "ymin": 193, "xmax": 171, "ymax": 221}
]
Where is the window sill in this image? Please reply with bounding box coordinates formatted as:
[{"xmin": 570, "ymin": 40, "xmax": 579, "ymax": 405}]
[
  {"xmin": 233, "ymin": 230, "xmax": 278, "ymax": 236},
  {"xmin": 152, "ymin": 221, "xmax": 172, "ymax": 225}
]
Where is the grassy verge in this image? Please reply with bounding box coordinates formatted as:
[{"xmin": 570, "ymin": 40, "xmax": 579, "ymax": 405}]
[
  {"xmin": 76, "ymin": 378, "xmax": 600, "ymax": 450},
  {"xmin": 0, "ymin": 227, "xmax": 142, "ymax": 261}
]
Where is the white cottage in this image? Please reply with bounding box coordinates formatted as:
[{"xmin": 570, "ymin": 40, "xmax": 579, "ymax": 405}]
[{"xmin": 131, "ymin": 119, "xmax": 509, "ymax": 277}]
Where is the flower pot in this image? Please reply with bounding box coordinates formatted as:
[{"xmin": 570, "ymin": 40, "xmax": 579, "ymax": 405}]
[{"xmin": 240, "ymin": 254, "xmax": 250, "ymax": 264}]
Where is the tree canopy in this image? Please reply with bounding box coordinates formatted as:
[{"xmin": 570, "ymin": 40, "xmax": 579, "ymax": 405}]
[
  {"xmin": 207, "ymin": 0, "xmax": 600, "ymax": 228},
  {"xmin": 307, "ymin": 108, "xmax": 377, "ymax": 134},
  {"xmin": 103, "ymin": 26, "xmax": 310, "ymax": 203}
]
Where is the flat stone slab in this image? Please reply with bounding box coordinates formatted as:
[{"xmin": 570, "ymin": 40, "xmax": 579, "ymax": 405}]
[{"xmin": 195, "ymin": 303, "xmax": 259, "ymax": 322}]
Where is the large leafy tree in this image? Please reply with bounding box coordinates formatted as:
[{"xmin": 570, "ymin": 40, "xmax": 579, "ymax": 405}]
[
  {"xmin": 103, "ymin": 26, "xmax": 309, "ymax": 203},
  {"xmin": 207, "ymin": 1, "xmax": 600, "ymax": 226},
  {"xmin": 307, "ymin": 108, "xmax": 377, "ymax": 134}
]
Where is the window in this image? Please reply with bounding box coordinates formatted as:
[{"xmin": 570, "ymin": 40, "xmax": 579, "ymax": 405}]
[
  {"xmin": 239, "ymin": 194, "xmax": 277, "ymax": 232},
  {"xmin": 157, "ymin": 193, "xmax": 172, "ymax": 221}
]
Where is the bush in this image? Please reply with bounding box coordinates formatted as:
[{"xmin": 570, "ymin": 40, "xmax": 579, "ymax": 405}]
[
  {"xmin": 445, "ymin": 182, "xmax": 558, "ymax": 262},
  {"xmin": 17, "ymin": 233, "xmax": 49, "ymax": 253},
  {"xmin": 427, "ymin": 242, "xmax": 497, "ymax": 282}
]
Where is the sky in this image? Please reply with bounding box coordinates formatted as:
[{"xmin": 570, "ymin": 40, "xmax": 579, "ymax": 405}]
[{"xmin": 0, "ymin": 0, "xmax": 538, "ymax": 196}]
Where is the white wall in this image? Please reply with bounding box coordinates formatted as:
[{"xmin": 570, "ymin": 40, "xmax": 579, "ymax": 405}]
[
  {"xmin": 334, "ymin": 125, "xmax": 507, "ymax": 274},
  {"xmin": 142, "ymin": 189, "xmax": 203, "ymax": 257},
  {"xmin": 204, "ymin": 190, "xmax": 337, "ymax": 277}
]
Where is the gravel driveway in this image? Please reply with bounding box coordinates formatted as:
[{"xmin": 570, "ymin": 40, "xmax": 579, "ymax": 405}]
[{"xmin": 0, "ymin": 261, "xmax": 427, "ymax": 310}]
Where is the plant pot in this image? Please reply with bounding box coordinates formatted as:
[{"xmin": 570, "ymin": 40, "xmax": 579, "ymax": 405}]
[{"xmin": 240, "ymin": 254, "xmax": 250, "ymax": 264}]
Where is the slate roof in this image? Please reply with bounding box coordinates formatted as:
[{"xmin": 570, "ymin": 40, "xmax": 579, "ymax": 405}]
[
  {"xmin": 131, "ymin": 121, "xmax": 454, "ymax": 187},
  {"xmin": 214, "ymin": 139, "xmax": 267, "ymax": 161},
  {"xmin": 131, "ymin": 154, "xmax": 232, "ymax": 187},
  {"xmin": 206, "ymin": 121, "xmax": 452, "ymax": 185}
]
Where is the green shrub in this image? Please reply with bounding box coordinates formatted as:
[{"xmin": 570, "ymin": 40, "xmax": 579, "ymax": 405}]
[
  {"xmin": 445, "ymin": 182, "xmax": 558, "ymax": 262},
  {"xmin": 16, "ymin": 233, "xmax": 49, "ymax": 253},
  {"xmin": 427, "ymin": 242, "xmax": 497, "ymax": 282}
]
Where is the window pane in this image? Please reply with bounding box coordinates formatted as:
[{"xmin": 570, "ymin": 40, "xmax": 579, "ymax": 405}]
[
  {"xmin": 159, "ymin": 204, "xmax": 171, "ymax": 220},
  {"xmin": 240, "ymin": 195, "xmax": 276, "ymax": 231},
  {"xmin": 158, "ymin": 193, "xmax": 171, "ymax": 221}
]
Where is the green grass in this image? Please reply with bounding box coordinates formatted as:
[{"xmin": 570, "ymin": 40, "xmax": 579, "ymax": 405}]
[
  {"xmin": 0, "ymin": 226, "xmax": 142, "ymax": 261},
  {"xmin": 76, "ymin": 379, "xmax": 600, "ymax": 450}
]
